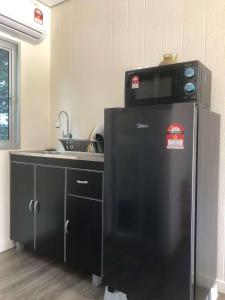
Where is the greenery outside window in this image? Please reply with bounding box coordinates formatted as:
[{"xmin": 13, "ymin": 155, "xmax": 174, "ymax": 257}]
[{"xmin": 0, "ymin": 39, "xmax": 19, "ymax": 149}]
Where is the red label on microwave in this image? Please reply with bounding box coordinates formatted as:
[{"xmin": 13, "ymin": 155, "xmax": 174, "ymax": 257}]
[
  {"xmin": 34, "ymin": 8, "xmax": 43, "ymax": 25},
  {"xmin": 167, "ymin": 123, "xmax": 184, "ymax": 149},
  {"xmin": 131, "ymin": 75, "xmax": 140, "ymax": 89}
]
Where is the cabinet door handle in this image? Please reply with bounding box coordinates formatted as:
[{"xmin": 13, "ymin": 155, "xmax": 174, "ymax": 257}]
[
  {"xmin": 29, "ymin": 200, "xmax": 34, "ymax": 213},
  {"xmin": 65, "ymin": 220, "xmax": 69, "ymax": 234},
  {"xmin": 34, "ymin": 201, "xmax": 40, "ymax": 214},
  {"xmin": 76, "ymin": 180, "xmax": 88, "ymax": 185}
]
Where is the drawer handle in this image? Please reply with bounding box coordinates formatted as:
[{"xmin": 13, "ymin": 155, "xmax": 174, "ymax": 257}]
[
  {"xmin": 65, "ymin": 220, "xmax": 69, "ymax": 234},
  {"xmin": 76, "ymin": 180, "xmax": 88, "ymax": 185},
  {"xmin": 29, "ymin": 200, "xmax": 34, "ymax": 213}
]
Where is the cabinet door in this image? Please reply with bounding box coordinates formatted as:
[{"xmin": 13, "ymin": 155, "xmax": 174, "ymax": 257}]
[
  {"xmin": 36, "ymin": 166, "xmax": 65, "ymax": 262},
  {"xmin": 10, "ymin": 162, "xmax": 34, "ymax": 248},
  {"xmin": 66, "ymin": 196, "xmax": 102, "ymax": 276}
]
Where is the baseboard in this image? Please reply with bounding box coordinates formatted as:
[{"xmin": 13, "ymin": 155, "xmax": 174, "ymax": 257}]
[
  {"xmin": 198, "ymin": 273, "xmax": 214, "ymax": 288},
  {"xmin": 0, "ymin": 240, "xmax": 15, "ymax": 252},
  {"xmin": 103, "ymin": 284, "xmax": 219, "ymax": 300},
  {"xmin": 217, "ymin": 279, "xmax": 225, "ymax": 294},
  {"xmin": 211, "ymin": 284, "xmax": 219, "ymax": 300}
]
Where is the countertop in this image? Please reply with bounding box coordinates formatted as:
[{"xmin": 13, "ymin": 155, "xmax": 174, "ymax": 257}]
[{"xmin": 10, "ymin": 150, "xmax": 104, "ymax": 163}]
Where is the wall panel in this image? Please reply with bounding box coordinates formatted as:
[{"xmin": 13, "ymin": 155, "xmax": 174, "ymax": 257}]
[
  {"xmin": 161, "ymin": 0, "xmax": 184, "ymax": 61},
  {"xmin": 144, "ymin": 0, "xmax": 164, "ymax": 66},
  {"xmin": 182, "ymin": 0, "xmax": 206, "ymax": 62},
  {"xmin": 127, "ymin": 0, "xmax": 146, "ymax": 69}
]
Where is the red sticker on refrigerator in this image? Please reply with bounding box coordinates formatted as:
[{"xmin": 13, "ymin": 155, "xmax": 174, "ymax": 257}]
[
  {"xmin": 131, "ymin": 76, "xmax": 140, "ymax": 89},
  {"xmin": 167, "ymin": 123, "xmax": 184, "ymax": 149}
]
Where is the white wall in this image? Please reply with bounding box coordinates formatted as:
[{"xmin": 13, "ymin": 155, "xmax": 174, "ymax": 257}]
[
  {"xmin": 50, "ymin": 0, "xmax": 225, "ymax": 288},
  {"xmin": 0, "ymin": 9, "xmax": 51, "ymax": 251}
]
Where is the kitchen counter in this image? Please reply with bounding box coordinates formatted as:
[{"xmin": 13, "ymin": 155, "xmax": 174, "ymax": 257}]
[{"xmin": 10, "ymin": 150, "xmax": 104, "ymax": 163}]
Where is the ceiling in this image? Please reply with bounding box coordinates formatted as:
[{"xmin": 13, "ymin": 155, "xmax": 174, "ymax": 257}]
[{"xmin": 37, "ymin": 0, "xmax": 67, "ymax": 8}]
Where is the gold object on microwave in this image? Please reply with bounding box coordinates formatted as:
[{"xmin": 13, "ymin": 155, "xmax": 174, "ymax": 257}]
[{"xmin": 159, "ymin": 53, "xmax": 178, "ymax": 65}]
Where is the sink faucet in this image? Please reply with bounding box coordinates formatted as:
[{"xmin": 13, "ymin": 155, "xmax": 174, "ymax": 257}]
[{"xmin": 56, "ymin": 111, "xmax": 72, "ymax": 138}]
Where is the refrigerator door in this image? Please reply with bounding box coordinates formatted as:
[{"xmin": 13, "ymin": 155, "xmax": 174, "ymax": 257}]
[{"xmin": 104, "ymin": 102, "xmax": 197, "ymax": 300}]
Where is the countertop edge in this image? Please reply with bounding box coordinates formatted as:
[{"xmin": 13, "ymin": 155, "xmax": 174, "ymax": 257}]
[{"xmin": 10, "ymin": 151, "xmax": 104, "ymax": 163}]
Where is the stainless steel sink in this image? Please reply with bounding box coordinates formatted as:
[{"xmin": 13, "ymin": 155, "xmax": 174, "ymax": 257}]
[
  {"xmin": 24, "ymin": 150, "xmax": 79, "ymax": 158},
  {"xmin": 36, "ymin": 150, "xmax": 101, "ymax": 157}
]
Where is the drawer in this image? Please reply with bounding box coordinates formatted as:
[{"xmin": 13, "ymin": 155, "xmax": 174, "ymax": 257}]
[{"xmin": 67, "ymin": 169, "xmax": 103, "ymax": 200}]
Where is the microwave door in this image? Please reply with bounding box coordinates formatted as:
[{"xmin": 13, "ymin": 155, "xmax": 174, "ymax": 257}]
[
  {"xmin": 154, "ymin": 73, "xmax": 160, "ymax": 98},
  {"xmin": 125, "ymin": 68, "xmax": 177, "ymax": 107}
]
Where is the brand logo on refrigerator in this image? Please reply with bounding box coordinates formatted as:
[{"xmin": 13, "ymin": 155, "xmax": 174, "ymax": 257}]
[{"xmin": 136, "ymin": 123, "xmax": 149, "ymax": 129}]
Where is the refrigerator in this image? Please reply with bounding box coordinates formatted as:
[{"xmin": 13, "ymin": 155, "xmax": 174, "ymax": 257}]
[{"xmin": 103, "ymin": 102, "xmax": 220, "ymax": 300}]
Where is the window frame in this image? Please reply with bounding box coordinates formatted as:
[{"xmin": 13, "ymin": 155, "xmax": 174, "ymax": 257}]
[{"xmin": 0, "ymin": 38, "xmax": 19, "ymax": 150}]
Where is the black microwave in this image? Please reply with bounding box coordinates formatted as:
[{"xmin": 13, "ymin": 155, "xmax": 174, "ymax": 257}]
[{"xmin": 125, "ymin": 60, "xmax": 211, "ymax": 109}]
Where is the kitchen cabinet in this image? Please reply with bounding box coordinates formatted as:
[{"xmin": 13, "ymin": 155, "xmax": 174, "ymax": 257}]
[
  {"xmin": 10, "ymin": 162, "xmax": 34, "ymax": 249},
  {"xmin": 10, "ymin": 154, "xmax": 104, "ymax": 278},
  {"xmin": 36, "ymin": 166, "xmax": 65, "ymax": 261},
  {"xmin": 66, "ymin": 196, "xmax": 102, "ymax": 276},
  {"xmin": 66, "ymin": 169, "xmax": 103, "ymax": 275},
  {"xmin": 11, "ymin": 162, "xmax": 65, "ymax": 262},
  {"xmin": 67, "ymin": 169, "xmax": 103, "ymax": 200}
]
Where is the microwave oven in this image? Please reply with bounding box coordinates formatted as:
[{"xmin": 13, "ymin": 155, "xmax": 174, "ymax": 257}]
[{"xmin": 125, "ymin": 61, "xmax": 211, "ymax": 108}]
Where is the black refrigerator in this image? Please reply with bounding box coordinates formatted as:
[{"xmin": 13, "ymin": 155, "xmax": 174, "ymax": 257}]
[{"xmin": 103, "ymin": 102, "xmax": 220, "ymax": 300}]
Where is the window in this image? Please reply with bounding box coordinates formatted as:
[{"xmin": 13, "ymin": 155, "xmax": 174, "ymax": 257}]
[{"xmin": 0, "ymin": 39, "xmax": 19, "ymax": 149}]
